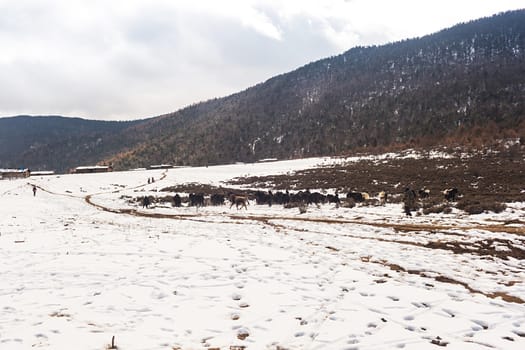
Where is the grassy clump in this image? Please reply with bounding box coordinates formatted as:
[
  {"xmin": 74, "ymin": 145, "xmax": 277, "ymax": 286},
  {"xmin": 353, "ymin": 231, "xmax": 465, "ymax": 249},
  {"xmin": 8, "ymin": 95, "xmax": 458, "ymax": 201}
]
[
  {"xmin": 422, "ymin": 204, "xmax": 453, "ymax": 215},
  {"xmin": 456, "ymin": 199, "xmax": 507, "ymax": 214}
]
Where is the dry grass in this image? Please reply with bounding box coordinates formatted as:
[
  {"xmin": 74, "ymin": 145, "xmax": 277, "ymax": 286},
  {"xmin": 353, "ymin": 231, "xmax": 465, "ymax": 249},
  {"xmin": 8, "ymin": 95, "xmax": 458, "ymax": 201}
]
[{"xmin": 228, "ymin": 146, "xmax": 525, "ymax": 211}]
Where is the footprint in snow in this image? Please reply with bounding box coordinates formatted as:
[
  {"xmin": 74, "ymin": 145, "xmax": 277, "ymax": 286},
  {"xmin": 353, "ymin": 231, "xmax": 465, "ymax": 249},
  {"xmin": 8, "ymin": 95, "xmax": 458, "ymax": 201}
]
[
  {"xmin": 471, "ymin": 319, "xmax": 489, "ymax": 330},
  {"xmin": 442, "ymin": 308, "xmax": 455, "ymax": 317},
  {"xmin": 411, "ymin": 302, "xmax": 430, "ymax": 308},
  {"xmin": 512, "ymin": 329, "xmax": 525, "ymax": 337},
  {"xmin": 347, "ymin": 338, "xmax": 359, "ymax": 345}
]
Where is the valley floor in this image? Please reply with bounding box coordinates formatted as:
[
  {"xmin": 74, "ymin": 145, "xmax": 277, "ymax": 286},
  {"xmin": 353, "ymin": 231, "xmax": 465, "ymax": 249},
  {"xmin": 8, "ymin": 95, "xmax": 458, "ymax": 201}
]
[{"xmin": 0, "ymin": 157, "xmax": 524, "ymax": 349}]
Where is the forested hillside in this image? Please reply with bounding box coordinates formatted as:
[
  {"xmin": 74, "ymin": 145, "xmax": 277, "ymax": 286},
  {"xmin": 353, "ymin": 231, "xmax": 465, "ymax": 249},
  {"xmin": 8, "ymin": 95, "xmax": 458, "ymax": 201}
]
[
  {"xmin": 0, "ymin": 116, "xmax": 145, "ymax": 171},
  {"xmin": 106, "ymin": 10, "xmax": 525, "ymax": 169},
  {"xmin": 1, "ymin": 10, "xmax": 524, "ymax": 172}
]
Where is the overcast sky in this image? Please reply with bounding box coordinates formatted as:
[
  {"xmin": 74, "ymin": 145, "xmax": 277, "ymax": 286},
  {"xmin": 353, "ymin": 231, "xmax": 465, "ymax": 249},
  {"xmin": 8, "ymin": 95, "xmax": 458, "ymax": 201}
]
[{"xmin": 1, "ymin": 0, "xmax": 523, "ymax": 121}]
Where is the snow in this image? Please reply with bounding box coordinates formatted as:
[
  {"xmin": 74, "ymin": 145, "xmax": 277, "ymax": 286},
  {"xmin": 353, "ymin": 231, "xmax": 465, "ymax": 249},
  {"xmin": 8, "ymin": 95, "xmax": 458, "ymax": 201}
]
[{"xmin": 0, "ymin": 157, "xmax": 524, "ymax": 350}]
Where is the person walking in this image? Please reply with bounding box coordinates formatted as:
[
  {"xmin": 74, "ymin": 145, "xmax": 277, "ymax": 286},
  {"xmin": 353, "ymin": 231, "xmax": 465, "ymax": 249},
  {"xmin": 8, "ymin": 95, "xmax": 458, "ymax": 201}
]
[
  {"xmin": 32, "ymin": 185, "xmax": 37, "ymax": 197},
  {"xmin": 142, "ymin": 196, "xmax": 150, "ymax": 208},
  {"xmin": 403, "ymin": 187, "xmax": 416, "ymax": 216}
]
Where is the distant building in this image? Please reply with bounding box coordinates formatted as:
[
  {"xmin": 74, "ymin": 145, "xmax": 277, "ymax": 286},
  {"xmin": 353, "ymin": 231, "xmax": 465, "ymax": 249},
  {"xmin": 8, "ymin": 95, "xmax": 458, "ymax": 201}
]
[
  {"xmin": 0, "ymin": 168, "xmax": 31, "ymax": 180},
  {"xmin": 73, "ymin": 165, "xmax": 113, "ymax": 174},
  {"xmin": 30, "ymin": 171, "xmax": 55, "ymax": 176},
  {"xmin": 149, "ymin": 164, "xmax": 173, "ymax": 170}
]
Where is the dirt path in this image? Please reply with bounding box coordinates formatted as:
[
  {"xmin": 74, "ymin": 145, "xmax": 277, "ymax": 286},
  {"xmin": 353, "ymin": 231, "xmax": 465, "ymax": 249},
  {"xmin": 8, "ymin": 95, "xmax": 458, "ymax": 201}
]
[
  {"xmin": 230, "ymin": 214, "xmax": 525, "ymax": 235},
  {"xmin": 83, "ymin": 190, "xmax": 525, "ymax": 236},
  {"xmin": 82, "ymin": 189, "xmax": 525, "ymax": 261}
]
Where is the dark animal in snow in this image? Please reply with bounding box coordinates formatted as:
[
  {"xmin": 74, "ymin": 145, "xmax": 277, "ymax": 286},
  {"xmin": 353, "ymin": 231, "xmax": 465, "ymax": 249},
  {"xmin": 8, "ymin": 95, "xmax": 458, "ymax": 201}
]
[{"xmin": 443, "ymin": 188, "xmax": 459, "ymax": 201}]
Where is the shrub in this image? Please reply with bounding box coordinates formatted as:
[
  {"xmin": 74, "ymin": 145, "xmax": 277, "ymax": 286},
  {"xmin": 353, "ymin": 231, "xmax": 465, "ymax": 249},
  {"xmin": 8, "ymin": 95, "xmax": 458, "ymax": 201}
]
[
  {"xmin": 456, "ymin": 199, "xmax": 506, "ymax": 215},
  {"xmin": 422, "ymin": 204, "xmax": 452, "ymax": 215}
]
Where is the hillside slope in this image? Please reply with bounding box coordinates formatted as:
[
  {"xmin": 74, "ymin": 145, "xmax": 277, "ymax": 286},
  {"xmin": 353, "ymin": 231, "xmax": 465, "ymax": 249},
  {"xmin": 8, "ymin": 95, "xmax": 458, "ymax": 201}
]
[
  {"xmin": 106, "ymin": 10, "xmax": 525, "ymax": 169},
  {"xmin": 2, "ymin": 10, "xmax": 524, "ymax": 172},
  {"xmin": 0, "ymin": 116, "xmax": 146, "ymax": 172}
]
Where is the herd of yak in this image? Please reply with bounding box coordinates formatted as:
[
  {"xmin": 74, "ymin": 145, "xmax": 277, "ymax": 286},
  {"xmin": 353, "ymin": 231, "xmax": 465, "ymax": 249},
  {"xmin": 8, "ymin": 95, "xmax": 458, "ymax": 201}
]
[{"xmin": 139, "ymin": 187, "xmax": 460, "ymax": 210}]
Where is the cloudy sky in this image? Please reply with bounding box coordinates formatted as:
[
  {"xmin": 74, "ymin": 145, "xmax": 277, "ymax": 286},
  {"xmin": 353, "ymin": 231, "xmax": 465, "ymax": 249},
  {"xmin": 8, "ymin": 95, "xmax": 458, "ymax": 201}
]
[{"xmin": 1, "ymin": 0, "xmax": 523, "ymax": 121}]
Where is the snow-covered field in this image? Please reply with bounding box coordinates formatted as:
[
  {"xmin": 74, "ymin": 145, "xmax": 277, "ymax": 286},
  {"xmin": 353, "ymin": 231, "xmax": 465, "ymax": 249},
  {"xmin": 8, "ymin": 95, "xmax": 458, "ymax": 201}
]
[{"xmin": 1, "ymin": 157, "xmax": 524, "ymax": 350}]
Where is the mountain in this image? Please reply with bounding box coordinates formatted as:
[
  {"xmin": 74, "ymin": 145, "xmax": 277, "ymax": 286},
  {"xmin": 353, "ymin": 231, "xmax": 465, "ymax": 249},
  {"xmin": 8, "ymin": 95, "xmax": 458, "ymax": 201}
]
[
  {"xmin": 1, "ymin": 10, "xmax": 524, "ymax": 172},
  {"xmin": 104, "ymin": 9, "xmax": 525, "ymax": 169},
  {"xmin": 0, "ymin": 116, "xmax": 146, "ymax": 172}
]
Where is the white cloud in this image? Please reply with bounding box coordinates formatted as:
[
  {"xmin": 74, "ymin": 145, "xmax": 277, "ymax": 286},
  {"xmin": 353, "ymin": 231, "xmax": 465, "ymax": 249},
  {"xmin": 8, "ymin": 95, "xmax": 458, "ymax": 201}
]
[{"xmin": 0, "ymin": 0, "xmax": 523, "ymax": 120}]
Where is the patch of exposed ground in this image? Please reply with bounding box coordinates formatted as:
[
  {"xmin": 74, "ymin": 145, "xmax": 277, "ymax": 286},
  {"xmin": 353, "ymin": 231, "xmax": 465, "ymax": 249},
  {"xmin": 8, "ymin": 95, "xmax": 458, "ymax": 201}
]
[
  {"xmin": 378, "ymin": 260, "xmax": 525, "ymax": 304},
  {"xmin": 228, "ymin": 148, "xmax": 525, "ymax": 205}
]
